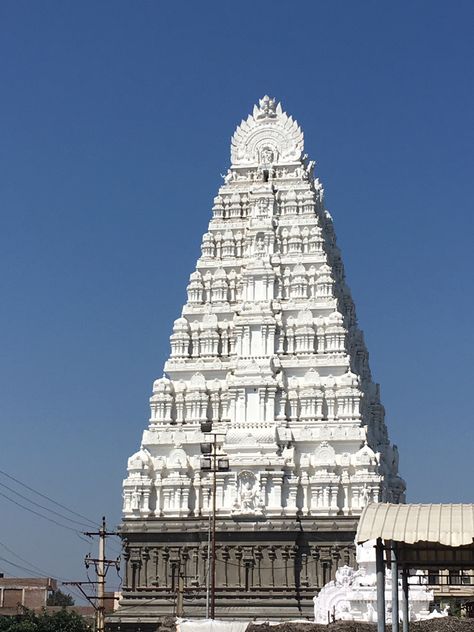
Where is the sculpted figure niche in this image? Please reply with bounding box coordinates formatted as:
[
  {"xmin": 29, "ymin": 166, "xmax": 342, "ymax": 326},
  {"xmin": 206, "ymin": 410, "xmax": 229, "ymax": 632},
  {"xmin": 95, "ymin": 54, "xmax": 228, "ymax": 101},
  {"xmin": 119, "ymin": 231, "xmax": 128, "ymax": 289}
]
[
  {"xmin": 232, "ymin": 470, "xmax": 264, "ymax": 516},
  {"xmin": 260, "ymin": 146, "xmax": 275, "ymax": 165}
]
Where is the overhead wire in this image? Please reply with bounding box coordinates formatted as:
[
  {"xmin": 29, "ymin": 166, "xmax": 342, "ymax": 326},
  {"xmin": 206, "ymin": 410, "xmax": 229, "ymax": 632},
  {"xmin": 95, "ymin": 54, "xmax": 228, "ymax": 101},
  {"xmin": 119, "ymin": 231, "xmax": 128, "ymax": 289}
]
[
  {"xmin": 0, "ymin": 539, "xmax": 68, "ymax": 580},
  {"xmin": 0, "ymin": 468, "xmax": 96, "ymax": 526},
  {"xmin": 0, "ymin": 480, "xmax": 93, "ymax": 529},
  {"xmin": 0, "ymin": 489, "xmax": 90, "ymax": 543},
  {"xmin": 0, "ymin": 555, "xmax": 68, "ymax": 583},
  {"xmin": 106, "ymin": 540, "xmax": 123, "ymax": 557},
  {"xmin": 0, "ymin": 546, "xmax": 92, "ymax": 605},
  {"xmin": 0, "ymin": 468, "xmax": 126, "ymax": 607},
  {"xmin": 0, "ymin": 468, "xmax": 123, "ymax": 554},
  {"xmin": 0, "ymin": 468, "xmax": 123, "ymax": 600},
  {"xmin": 0, "ymin": 556, "xmax": 43, "ymax": 577},
  {"xmin": 0, "ymin": 552, "xmax": 76, "ymax": 585},
  {"xmin": 115, "ymin": 563, "xmax": 123, "ymax": 591}
]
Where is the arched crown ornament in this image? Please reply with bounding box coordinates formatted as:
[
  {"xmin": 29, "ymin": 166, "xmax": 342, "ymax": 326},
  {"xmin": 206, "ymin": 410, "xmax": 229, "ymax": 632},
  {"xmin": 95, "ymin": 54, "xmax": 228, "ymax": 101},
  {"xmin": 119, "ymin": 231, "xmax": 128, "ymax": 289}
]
[{"xmin": 230, "ymin": 96, "xmax": 304, "ymax": 166}]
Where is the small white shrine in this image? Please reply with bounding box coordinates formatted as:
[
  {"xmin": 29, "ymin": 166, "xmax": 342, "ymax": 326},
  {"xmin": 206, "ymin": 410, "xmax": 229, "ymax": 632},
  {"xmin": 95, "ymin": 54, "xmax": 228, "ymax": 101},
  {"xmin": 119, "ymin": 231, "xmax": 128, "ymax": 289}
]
[{"xmin": 313, "ymin": 540, "xmax": 434, "ymax": 624}]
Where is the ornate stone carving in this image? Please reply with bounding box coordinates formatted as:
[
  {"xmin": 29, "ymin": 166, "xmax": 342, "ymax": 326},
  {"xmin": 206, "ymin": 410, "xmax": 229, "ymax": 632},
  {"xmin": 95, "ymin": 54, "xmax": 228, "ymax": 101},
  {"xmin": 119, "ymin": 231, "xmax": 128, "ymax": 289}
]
[
  {"xmin": 231, "ymin": 97, "xmax": 304, "ymax": 166},
  {"xmin": 232, "ymin": 471, "xmax": 264, "ymax": 516},
  {"xmin": 123, "ymin": 96, "xmax": 405, "ymax": 521},
  {"xmin": 314, "ymin": 540, "xmax": 435, "ymax": 624}
]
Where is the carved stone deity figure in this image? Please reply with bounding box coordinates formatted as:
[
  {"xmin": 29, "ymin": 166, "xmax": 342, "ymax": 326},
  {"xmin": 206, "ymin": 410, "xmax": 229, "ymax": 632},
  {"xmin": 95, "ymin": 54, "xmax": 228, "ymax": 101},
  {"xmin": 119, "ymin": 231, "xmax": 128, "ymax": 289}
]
[
  {"xmin": 131, "ymin": 489, "xmax": 140, "ymax": 511},
  {"xmin": 222, "ymin": 169, "xmax": 232, "ymax": 184},
  {"xmin": 335, "ymin": 566, "xmax": 354, "ymax": 587},
  {"xmin": 255, "ymin": 198, "xmax": 269, "ymax": 218},
  {"xmin": 255, "ymin": 234, "xmax": 266, "ymax": 254},
  {"xmin": 360, "ymin": 484, "xmax": 371, "ymax": 507},
  {"xmin": 241, "ymin": 480, "xmax": 256, "ymax": 510},
  {"xmin": 233, "ymin": 471, "xmax": 263, "ymax": 515},
  {"xmin": 260, "ymin": 147, "xmax": 274, "ymax": 165}
]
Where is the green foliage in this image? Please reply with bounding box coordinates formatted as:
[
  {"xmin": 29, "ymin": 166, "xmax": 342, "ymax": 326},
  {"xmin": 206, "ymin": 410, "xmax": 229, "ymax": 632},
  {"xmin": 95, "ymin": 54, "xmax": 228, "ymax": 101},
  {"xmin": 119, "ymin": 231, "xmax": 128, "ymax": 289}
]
[
  {"xmin": 46, "ymin": 591, "xmax": 74, "ymax": 607},
  {"xmin": 0, "ymin": 609, "xmax": 90, "ymax": 632}
]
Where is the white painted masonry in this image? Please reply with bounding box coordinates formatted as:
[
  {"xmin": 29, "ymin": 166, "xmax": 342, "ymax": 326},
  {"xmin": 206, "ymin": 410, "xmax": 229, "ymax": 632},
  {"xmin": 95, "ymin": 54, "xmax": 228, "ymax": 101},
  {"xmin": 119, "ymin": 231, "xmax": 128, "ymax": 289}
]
[{"xmin": 123, "ymin": 96, "xmax": 406, "ymax": 520}]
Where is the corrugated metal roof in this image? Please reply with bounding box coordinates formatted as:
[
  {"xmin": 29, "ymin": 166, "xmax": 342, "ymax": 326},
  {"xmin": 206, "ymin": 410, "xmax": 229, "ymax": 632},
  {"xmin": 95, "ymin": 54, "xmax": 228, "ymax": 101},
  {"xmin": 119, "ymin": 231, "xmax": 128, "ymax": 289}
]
[{"xmin": 356, "ymin": 503, "xmax": 474, "ymax": 547}]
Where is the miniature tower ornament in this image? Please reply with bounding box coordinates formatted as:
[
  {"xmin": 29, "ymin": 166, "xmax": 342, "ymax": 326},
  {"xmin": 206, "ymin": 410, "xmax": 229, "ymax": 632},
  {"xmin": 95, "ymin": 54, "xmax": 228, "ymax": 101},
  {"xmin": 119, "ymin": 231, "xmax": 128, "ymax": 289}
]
[{"xmin": 117, "ymin": 97, "xmax": 405, "ymax": 622}]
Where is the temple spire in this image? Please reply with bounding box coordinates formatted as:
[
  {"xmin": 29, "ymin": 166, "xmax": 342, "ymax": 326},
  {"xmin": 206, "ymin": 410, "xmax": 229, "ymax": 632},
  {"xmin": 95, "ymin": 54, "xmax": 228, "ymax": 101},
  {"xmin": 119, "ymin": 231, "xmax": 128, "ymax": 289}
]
[{"xmin": 122, "ymin": 96, "xmax": 405, "ymax": 522}]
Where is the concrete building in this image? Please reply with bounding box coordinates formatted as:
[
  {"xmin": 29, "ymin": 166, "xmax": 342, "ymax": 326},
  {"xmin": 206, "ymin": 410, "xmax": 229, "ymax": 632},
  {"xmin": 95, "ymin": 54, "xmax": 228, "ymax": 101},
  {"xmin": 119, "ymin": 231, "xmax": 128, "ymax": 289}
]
[{"xmin": 0, "ymin": 577, "xmax": 56, "ymax": 613}]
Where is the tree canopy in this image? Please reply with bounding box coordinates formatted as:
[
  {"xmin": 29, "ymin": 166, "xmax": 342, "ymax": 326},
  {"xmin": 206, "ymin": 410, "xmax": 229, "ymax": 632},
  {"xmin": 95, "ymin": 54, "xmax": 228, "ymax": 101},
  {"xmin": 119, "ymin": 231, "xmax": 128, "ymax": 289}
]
[
  {"xmin": 0, "ymin": 609, "xmax": 90, "ymax": 632},
  {"xmin": 46, "ymin": 591, "xmax": 74, "ymax": 607}
]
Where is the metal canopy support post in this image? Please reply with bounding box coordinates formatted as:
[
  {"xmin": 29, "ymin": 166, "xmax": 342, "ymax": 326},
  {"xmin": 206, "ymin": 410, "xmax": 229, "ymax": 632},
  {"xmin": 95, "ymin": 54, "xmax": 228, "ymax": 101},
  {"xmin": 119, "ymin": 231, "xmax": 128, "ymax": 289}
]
[
  {"xmin": 402, "ymin": 567, "xmax": 410, "ymax": 632},
  {"xmin": 391, "ymin": 542, "xmax": 399, "ymax": 632},
  {"xmin": 375, "ymin": 537, "xmax": 386, "ymax": 632}
]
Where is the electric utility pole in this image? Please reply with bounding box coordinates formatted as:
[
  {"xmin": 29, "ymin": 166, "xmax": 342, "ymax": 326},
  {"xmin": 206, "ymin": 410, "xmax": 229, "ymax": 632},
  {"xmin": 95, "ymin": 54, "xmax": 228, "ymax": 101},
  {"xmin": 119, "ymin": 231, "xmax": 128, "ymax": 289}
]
[{"xmin": 83, "ymin": 517, "xmax": 119, "ymax": 632}]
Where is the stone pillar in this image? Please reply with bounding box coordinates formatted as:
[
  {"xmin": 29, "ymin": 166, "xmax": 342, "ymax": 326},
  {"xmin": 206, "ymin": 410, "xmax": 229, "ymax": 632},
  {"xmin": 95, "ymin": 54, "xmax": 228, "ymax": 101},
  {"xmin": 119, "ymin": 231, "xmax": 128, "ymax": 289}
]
[
  {"xmin": 191, "ymin": 472, "xmax": 201, "ymax": 516},
  {"xmin": 285, "ymin": 475, "xmax": 299, "ymax": 513},
  {"xmin": 288, "ymin": 389, "xmax": 299, "ymax": 421},
  {"xmin": 267, "ymin": 471, "xmax": 284, "ymax": 513},
  {"xmin": 259, "ymin": 388, "xmax": 266, "ymax": 421},
  {"xmin": 301, "ymin": 471, "xmax": 310, "ymax": 514},
  {"xmin": 260, "ymin": 473, "xmax": 269, "ymax": 507},
  {"xmin": 266, "ymin": 386, "xmax": 276, "ymax": 422},
  {"xmin": 326, "ymin": 389, "xmax": 336, "ymax": 420}
]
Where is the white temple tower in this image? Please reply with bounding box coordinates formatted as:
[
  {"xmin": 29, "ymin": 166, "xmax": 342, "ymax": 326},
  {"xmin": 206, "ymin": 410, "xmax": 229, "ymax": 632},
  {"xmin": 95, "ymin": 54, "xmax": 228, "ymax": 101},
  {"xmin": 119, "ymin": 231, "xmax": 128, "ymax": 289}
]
[{"xmin": 116, "ymin": 96, "xmax": 405, "ymax": 625}]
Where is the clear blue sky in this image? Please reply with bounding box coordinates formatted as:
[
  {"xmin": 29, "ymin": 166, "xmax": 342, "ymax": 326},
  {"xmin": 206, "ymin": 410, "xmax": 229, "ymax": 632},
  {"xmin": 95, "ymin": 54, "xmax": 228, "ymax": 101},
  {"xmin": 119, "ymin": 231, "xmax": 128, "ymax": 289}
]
[{"xmin": 1, "ymin": 0, "xmax": 473, "ymax": 597}]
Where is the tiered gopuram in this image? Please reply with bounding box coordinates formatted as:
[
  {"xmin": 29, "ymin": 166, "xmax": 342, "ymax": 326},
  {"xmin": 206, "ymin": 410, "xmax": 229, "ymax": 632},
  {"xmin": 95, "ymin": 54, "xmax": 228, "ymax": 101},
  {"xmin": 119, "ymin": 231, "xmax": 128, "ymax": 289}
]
[{"xmin": 117, "ymin": 96, "xmax": 405, "ymax": 624}]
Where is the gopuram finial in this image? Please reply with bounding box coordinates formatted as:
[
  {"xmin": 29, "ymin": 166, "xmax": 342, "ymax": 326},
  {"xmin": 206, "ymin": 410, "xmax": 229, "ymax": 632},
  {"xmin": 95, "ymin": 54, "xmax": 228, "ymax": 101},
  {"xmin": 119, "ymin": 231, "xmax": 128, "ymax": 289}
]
[
  {"xmin": 231, "ymin": 96, "xmax": 304, "ymax": 166},
  {"xmin": 256, "ymin": 95, "xmax": 277, "ymax": 119}
]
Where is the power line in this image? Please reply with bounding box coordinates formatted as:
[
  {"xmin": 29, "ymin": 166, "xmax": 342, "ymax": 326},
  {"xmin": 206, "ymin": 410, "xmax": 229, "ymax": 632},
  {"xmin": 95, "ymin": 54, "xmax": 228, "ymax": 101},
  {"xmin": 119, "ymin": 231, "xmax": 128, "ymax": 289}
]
[
  {"xmin": 0, "ymin": 540, "xmax": 65, "ymax": 580},
  {"xmin": 84, "ymin": 532, "xmax": 123, "ymax": 560},
  {"xmin": 0, "ymin": 539, "xmax": 90, "ymax": 585},
  {"xmin": 0, "ymin": 480, "xmax": 92, "ymax": 529},
  {"xmin": 0, "ymin": 469, "xmax": 123, "ymax": 555},
  {"xmin": 0, "ymin": 489, "xmax": 90, "ymax": 543},
  {"xmin": 0, "ymin": 555, "xmax": 71, "ymax": 583},
  {"xmin": 0, "ymin": 556, "xmax": 40, "ymax": 577},
  {"xmin": 0, "ymin": 556, "xmax": 56, "ymax": 579},
  {"xmin": 84, "ymin": 528, "xmax": 123, "ymax": 558},
  {"xmin": 0, "ymin": 468, "xmax": 96, "ymax": 526},
  {"xmin": 0, "ymin": 548, "xmax": 92, "ymax": 605}
]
